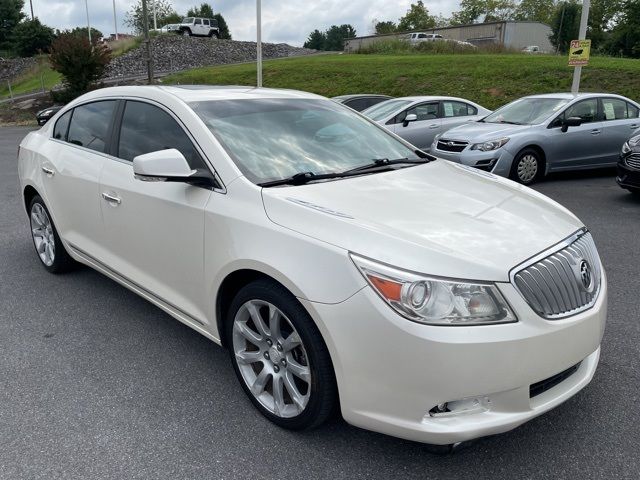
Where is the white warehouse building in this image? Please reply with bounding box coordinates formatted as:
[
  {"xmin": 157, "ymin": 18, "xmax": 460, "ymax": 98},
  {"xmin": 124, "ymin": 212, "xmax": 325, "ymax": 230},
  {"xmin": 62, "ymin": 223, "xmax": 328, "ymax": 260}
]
[{"xmin": 344, "ymin": 21, "xmax": 554, "ymax": 52}]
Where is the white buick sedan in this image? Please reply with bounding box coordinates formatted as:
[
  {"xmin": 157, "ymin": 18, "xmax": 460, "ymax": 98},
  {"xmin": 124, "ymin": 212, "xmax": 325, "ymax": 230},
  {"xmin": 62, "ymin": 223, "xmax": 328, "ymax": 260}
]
[{"xmin": 18, "ymin": 86, "xmax": 606, "ymax": 446}]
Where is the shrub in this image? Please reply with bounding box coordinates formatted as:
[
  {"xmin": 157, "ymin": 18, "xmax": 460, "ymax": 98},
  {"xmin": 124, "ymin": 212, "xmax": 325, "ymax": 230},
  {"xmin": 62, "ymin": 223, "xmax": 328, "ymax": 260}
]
[
  {"xmin": 49, "ymin": 33, "xmax": 111, "ymax": 103},
  {"xmin": 11, "ymin": 19, "xmax": 54, "ymax": 57}
]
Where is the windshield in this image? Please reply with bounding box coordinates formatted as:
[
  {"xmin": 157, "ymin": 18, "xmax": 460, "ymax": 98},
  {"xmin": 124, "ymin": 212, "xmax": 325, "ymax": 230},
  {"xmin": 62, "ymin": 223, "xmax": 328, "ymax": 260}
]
[
  {"xmin": 182, "ymin": 17, "xmax": 194, "ymax": 23},
  {"xmin": 483, "ymin": 97, "xmax": 570, "ymax": 125},
  {"xmin": 191, "ymin": 98, "xmax": 419, "ymax": 184},
  {"xmin": 362, "ymin": 99, "xmax": 412, "ymax": 121}
]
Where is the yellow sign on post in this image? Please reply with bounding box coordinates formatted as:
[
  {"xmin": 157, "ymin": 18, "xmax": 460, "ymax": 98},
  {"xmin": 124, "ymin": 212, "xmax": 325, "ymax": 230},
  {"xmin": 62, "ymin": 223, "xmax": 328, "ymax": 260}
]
[{"xmin": 568, "ymin": 39, "xmax": 591, "ymax": 66}]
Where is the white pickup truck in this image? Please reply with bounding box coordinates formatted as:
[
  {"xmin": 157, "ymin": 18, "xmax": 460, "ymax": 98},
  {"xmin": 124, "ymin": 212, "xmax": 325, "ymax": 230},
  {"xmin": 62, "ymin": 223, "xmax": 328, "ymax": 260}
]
[
  {"xmin": 408, "ymin": 33, "xmax": 444, "ymax": 44},
  {"xmin": 177, "ymin": 17, "xmax": 220, "ymax": 38}
]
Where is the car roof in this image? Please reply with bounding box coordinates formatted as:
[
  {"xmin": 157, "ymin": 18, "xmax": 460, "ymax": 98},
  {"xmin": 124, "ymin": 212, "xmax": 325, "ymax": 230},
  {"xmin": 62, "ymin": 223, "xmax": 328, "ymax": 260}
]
[
  {"xmin": 75, "ymin": 85, "xmax": 326, "ymax": 103},
  {"xmin": 395, "ymin": 95, "xmax": 477, "ymax": 103},
  {"xmin": 332, "ymin": 94, "xmax": 392, "ymax": 101},
  {"xmin": 522, "ymin": 92, "xmax": 626, "ymax": 100}
]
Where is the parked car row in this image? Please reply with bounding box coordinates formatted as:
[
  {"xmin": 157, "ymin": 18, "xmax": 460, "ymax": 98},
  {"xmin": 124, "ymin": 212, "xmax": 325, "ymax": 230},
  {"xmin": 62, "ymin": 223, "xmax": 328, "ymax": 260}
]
[{"xmin": 332, "ymin": 91, "xmax": 640, "ymax": 194}]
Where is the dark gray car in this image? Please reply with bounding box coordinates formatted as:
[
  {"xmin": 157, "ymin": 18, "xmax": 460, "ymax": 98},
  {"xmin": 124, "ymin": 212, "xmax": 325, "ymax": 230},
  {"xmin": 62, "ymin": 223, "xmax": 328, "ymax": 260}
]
[{"xmin": 430, "ymin": 93, "xmax": 640, "ymax": 184}]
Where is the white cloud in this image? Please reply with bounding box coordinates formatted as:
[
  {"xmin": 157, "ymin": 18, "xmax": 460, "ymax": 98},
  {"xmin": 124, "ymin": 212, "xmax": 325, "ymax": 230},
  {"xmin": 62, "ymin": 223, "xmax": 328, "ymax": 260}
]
[{"xmin": 26, "ymin": 0, "xmax": 460, "ymax": 46}]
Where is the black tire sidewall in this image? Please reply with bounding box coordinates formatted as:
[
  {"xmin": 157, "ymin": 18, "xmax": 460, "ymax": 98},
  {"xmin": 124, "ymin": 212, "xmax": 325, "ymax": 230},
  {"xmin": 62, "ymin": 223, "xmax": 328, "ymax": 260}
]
[
  {"xmin": 510, "ymin": 148, "xmax": 542, "ymax": 185},
  {"xmin": 226, "ymin": 279, "xmax": 337, "ymax": 430}
]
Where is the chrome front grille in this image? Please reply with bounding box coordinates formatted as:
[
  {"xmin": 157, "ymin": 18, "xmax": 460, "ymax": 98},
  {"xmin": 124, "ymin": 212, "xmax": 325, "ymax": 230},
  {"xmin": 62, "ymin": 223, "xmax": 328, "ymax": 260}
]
[
  {"xmin": 437, "ymin": 139, "xmax": 468, "ymax": 152},
  {"xmin": 512, "ymin": 231, "xmax": 602, "ymax": 319},
  {"xmin": 625, "ymin": 153, "xmax": 640, "ymax": 170}
]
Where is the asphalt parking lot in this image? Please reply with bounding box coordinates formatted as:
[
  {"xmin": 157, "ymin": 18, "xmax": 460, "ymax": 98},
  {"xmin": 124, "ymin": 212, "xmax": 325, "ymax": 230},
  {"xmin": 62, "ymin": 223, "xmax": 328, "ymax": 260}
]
[{"xmin": 1, "ymin": 126, "xmax": 639, "ymax": 479}]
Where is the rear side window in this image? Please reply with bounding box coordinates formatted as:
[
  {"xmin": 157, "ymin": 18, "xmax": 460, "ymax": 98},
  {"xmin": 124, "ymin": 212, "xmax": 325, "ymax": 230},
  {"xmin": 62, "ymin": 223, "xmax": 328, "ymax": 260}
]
[
  {"xmin": 203, "ymin": 19, "xmax": 209, "ymax": 26},
  {"xmin": 67, "ymin": 101, "xmax": 117, "ymax": 153},
  {"xmin": 53, "ymin": 110, "xmax": 72, "ymax": 140},
  {"xmin": 117, "ymin": 101, "xmax": 205, "ymax": 169},
  {"xmin": 442, "ymin": 101, "xmax": 477, "ymax": 117},
  {"xmin": 563, "ymin": 99, "xmax": 598, "ymax": 124},
  {"xmin": 601, "ymin": 98, "xmax": 631, "ymax": 121},
  {"xmin": 344, "ymin": 98, "xmax": 368, "ymax": 111},
  {"xmin": 194, "ymin": 18, "xmax": 202, "ymax": 24}
]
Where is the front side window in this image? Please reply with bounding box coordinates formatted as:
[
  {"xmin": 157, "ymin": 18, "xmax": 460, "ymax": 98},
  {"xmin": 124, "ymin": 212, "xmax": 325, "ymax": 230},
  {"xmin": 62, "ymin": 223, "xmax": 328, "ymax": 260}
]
[
  {"xmin": 191, "ymin": 98, "xmax": 420, "ymax": 184},
  {"xmin": 442, "ymin": 101, "xmax": 476, "ymax": 118},
  {"xmin": 53, "ymin": 110, "xmax": 72, "ymax": 141},
  {"xmin": 484, "ymin": 97, "xmax": 570, "ymax": 125},
  {"xmin": 194, "ymin": 18, "xmax": 202, "ymax": 25},
  {"xmin": 182, "ymin": 17, "xmax": 194, "ymax": 23},
  {"xmin": 394, "ymin": 102, "xmax": 438, "ymax": 123},
  {"xmin": 117, "ymin": 101, "xmax": 205, "ymax": 169},
  {"xmin": 563, "ymin": 99, "xmax": 598, "ymax": 123},
  {"xmin": 67, "ymin": 100, "xmax": 117, "ymax": 153},
  {"xmin": 629, "ymin": 103, "xmax": 640, "ymax": 118}
]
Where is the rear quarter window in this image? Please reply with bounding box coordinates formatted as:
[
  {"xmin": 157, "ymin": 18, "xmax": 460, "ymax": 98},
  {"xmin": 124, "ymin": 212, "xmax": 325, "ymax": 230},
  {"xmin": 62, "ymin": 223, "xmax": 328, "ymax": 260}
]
[{"xmin": 53, "ymin": 110, "xmax": 72, "ymax": 141}]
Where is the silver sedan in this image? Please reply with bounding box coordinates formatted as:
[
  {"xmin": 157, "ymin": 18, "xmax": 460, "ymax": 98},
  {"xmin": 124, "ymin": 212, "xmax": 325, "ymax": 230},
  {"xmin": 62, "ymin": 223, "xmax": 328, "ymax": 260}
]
[
  {"xmin": 361, "ymin": 96, "xmax": 491, "ymax": 151},
  {"xmin": 430, "ymin": 93, "xmax": 640, "ymax": 184}
]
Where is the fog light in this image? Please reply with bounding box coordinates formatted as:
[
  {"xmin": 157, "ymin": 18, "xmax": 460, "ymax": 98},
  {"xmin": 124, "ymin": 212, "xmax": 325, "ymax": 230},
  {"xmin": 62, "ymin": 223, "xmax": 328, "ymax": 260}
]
[{"xmin": 428, "ymin": 396, "xmax": 491, "ymax": 418}]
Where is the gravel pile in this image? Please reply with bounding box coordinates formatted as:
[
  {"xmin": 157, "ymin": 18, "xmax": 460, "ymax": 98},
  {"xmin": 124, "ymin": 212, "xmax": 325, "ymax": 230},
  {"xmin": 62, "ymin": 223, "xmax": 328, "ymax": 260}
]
[
  {"xmin": 0, "ymin": 57, "xmax": 37, "ymax": 82},
  {"xmin": 105, "ymin": 35, "xmax": 317, "ymax": 78}
]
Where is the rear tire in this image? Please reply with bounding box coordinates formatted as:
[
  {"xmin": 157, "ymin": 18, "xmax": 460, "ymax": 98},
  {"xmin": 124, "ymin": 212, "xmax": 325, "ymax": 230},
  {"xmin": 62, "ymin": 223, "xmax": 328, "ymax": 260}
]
[
  {"xmin": 509, "ymin": 148, "xmax": 543, "ymax": 185},
  {"xmin": 226, "ymin": 279, "xmax": 337, "ymax": 430},
  {"xmin": 28, "ymin": 195, "xmax": 76, "ymax": 273}
]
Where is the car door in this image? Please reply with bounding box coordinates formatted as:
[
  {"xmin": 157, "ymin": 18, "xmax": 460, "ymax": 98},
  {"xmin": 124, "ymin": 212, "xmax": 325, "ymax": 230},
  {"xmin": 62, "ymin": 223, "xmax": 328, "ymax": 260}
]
[
  {"xmin": 98, "ymin": 100, "xmax": 213, "ymax": 322},
  {"xmin": 202, "ymin": 18, "xmax": 210, "ymax": 35},
  {"xmin": 599, "ymin": 97, "xmax": 640, "ymax": 164},
  {"xmin": 389, "ymin": 102, "xmax": 440, "ymax": 149},
  {"xmin": 43, "ymin": 100, "xmax": 117, "ymax": 259},
  {"xmin": 546, "ymin": 98, "xmax": 608, "ymax": 170},
  {"xmin": 439, "ymin": 100, "xmax": 479, "ymax": 136}
]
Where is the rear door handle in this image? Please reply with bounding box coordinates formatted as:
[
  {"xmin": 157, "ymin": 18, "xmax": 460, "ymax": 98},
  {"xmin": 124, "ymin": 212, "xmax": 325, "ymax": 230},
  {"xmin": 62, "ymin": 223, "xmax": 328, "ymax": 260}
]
[
  {"xmin": 101, "ymin": 192, "xmax": 121, "ymax": 205},
  {"xmin": 41, "ymin": 166, "xmax": 54, "ymax": 176},
  {"xmin": 631, "ymin": 124, "xmax": 639, "ymax": 129},
  {"xmin": 428, "ymin": 124, "xmax": 439, "ymax": 129},
  {"xmin": 590, "ymin": 129, "xmax": 601, "ymax": 135}
]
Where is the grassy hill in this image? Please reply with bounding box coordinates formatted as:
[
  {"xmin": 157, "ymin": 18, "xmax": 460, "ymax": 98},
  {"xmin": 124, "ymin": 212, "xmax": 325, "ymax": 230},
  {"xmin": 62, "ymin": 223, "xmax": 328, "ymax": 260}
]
[{"xmin": 164, "ymin": 53, "xmax": 640, "ymax": 110}]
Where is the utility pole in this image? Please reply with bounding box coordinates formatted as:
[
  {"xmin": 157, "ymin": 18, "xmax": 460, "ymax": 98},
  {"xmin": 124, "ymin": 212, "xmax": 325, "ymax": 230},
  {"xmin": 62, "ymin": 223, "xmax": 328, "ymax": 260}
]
[
  {"xmin": 29, "ymin": 0, "xmax": 34, "ymax": 20},
  {"xmin": 113, "ymin": 0, "xmax": 119, "ymax": 40},
  {"xmin": 84, "ymin": 0, "xmax": 92, "ymax": 44},
  {"xmin": 571, "ymin": 0, "xmax": 590, "ymax": 94},
  {"xmin": 142, "ymin": 0, "xmax": 154, "ymax": 84},
  {"xmin": 152, "ymin": 0, "xmax": 158, "ymax": 31},
  {"xmin": 556, "ymin": 3, "xmax": 565, "ymax": 54},
  {"xmin": 256, "ymin": 0, "xmax": 262, "ymax": 87}
]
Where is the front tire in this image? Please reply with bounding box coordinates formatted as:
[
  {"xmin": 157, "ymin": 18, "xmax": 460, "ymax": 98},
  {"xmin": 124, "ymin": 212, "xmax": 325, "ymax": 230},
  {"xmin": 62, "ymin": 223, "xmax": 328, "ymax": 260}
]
[
  {"xmin": 29, "ymin": 195, "xmax": 75, "ymax": 273},
  {"xmin": 510, "ymin": 148, "xmax": 542, "ymax": 185},
  {"xmin": 226, "ymin": 279, "xmax": 337, "ymax": 430},
  {"xmin": 182, "ymin": 29, "xmax": 191, "ymax": 37}
]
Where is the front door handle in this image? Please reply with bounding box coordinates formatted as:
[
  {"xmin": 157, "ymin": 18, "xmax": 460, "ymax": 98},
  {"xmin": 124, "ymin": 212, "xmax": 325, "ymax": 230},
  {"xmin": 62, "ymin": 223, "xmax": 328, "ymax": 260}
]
[
  {"xmin": 41, "ymin": 166, "xmax": 54, "ymax": 176},
  {"xmin": 631, "ymin": 124, "xmax": 639, "ymax": 129},
  {"xmin": 590, "ymin": 129, "xmax": 601, "ymax": 135},
  {"xmin": 428, "ymin": 124, "xmax": 439, "ymax": 129},
  {"xmin": 101, "ymin": 192, "xmax": 122, "ymax": 205}
]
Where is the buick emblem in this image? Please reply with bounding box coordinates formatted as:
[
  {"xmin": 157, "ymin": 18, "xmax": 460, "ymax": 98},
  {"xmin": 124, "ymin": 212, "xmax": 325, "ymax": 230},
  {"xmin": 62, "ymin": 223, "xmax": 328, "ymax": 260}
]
[{"xmin": 578, "ymin": 260, "xmax": 593, "ymax": 292}]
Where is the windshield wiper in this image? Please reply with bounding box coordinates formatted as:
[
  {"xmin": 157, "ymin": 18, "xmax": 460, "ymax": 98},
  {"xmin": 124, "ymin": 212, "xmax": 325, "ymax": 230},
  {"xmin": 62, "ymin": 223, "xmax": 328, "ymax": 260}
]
[
  {"xmin": 259, "ymin": 156, "xmax": 434, "ymax": 188},
  {"xmin": 342, "ymin": 156, "xmax": 432, "ymax": 174},
  {"xmin": 497, "ymin": 120, "xmax": 523, "ymax": 125}
]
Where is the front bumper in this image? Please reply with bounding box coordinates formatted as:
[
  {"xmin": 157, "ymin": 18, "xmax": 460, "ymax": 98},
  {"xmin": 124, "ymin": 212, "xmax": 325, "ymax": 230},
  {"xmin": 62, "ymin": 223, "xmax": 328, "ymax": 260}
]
[
  {"xmin": 429, "ymin": 144, "xmax": 516, "ymax": 178},
  {"xmin": 616, "ymin": 158, "xmax": 640, "ymax": 190},
  {"xmin": 302, "ymin": 273, "xmax": 607, "ymax": 445}
]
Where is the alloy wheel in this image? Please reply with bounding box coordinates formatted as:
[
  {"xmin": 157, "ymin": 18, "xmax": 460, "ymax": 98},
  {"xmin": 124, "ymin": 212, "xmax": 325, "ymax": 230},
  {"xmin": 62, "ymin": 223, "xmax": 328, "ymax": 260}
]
[
  {"xmin": 232, "ymin": 300, "xmax": 311, "ymax": 418},
  {"xmin": 30, "ymin": 203, "xmax": 55, "ymax": 266},
  {"xmin": 517, "ymin": 154, "xmax": 538, "ymax": 183}
]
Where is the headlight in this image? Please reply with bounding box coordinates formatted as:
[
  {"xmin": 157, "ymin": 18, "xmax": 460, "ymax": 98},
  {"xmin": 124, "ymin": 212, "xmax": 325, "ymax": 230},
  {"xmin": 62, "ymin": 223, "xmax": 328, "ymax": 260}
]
[
  {"xmin": 41, "ymin": 109, "xmax": 54, "ymax": 116},
  {"xmin": 351, "ymin": 254, "xmax": 517, "ymax": 326},
  {"xmin": 622, "ymin": 142, "xmax": 631, "ymax": 154},
  {"xmin": 630, "ymin": 135, "xmax": 640, "ymax": 147},
  {"xmin": 471, "ymin": 137, "xmax": 510, "ymax": 152},
  {"xmin": 433, "ymin": 133, "xmax": 442, "ymax": 143}
]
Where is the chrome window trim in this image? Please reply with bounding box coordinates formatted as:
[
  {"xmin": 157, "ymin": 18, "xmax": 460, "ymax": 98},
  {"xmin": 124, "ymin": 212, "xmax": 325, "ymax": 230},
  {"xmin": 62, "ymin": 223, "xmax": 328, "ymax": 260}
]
[{"xmin": 48, "ymin": 95, "xmax": 227, "ymax": 194}]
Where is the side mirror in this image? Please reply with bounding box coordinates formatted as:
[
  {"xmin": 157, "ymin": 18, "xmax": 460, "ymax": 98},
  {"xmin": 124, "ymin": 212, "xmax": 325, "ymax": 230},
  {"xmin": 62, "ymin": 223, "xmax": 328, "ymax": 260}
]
[
  {"xmin": 403, "ymin": 113, "xmax": 418, "ymax": 127},
  {"xmin": 561, "ymin": 116, "xmax": 583, "ymax": 133},
  {"xmin": 133, "ymin": 149, "xmax": 215, "ymax": 187}
]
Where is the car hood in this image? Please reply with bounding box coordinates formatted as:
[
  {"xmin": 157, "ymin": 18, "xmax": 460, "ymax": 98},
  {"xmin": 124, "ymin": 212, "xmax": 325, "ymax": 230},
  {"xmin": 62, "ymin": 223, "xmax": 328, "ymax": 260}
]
[
  {"xmin": 440, "ymin": 122, "xmax": 533, "ymax": 143},
  {"xmin": 261, "ymin": 161, "xmax": 583, "ymax": 282}
]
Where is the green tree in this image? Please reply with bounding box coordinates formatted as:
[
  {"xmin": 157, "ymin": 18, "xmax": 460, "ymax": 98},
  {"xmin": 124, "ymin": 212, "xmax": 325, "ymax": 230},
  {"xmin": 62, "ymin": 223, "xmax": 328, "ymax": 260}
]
[
  {"xmin": 588, "ymin": 0, "xmax": 624, "ymax": 50},
  {"xmin": 549, "ymin": 1, "xmax": 581, "ymax": 53},
  {"xmin": 49, "ymin": 33, "xmax": 111, "ymax": 102},
  {"xmin": 67, "ymin": 27, "xmax": 104, "ymax": 44},
  {"xmin": 163, "ymin": 12, "xmax": 182, "ymax": 25},
  {"xmin": 450, "ymin": 0, "xmax": 515, "ymax": 24},
  {"xmin": 375, "ymin": 20, "xmax": 397, "ymax": 35},
  {"xmin": 397, "ymin": 1, "xmax": 435, "ymax": 31},
  {"xmin": 212, "ymin": 13, "xmax": 231, "ymax": 39},
  {"xmin": 324, "ymin": 24, "xmax": 356, "ymax": 51},
  {"xmin": 303, "ymin": 29, "xmax": 326, "ymax": 50},
  {"xmin": 11, "ymin": 18, "xmax": 54, "ymax": 57},
  {"xmin": 604, "ymin": 0, "xmax": 640, "ymax": 58},
  {"xmin": 124, "ymin": 0, "xmax": 178, "ymax": 34},
  {"xmin": 0, "ymin": 0, "xmax": 25, "ymax": 50},
  {"xmin": 513, "ymin": 0, "xmax": 556, "ymax": 24},
  {"xmin": 187, "ymin": 3, "xmax": 214, "ymax": 18}
]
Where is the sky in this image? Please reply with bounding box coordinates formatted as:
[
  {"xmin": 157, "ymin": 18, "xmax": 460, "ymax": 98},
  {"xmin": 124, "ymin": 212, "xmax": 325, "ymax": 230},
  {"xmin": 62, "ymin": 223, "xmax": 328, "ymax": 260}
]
[{"xmin": 25, "ymin": 0, "xmax": 461, "ymax": 46}]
